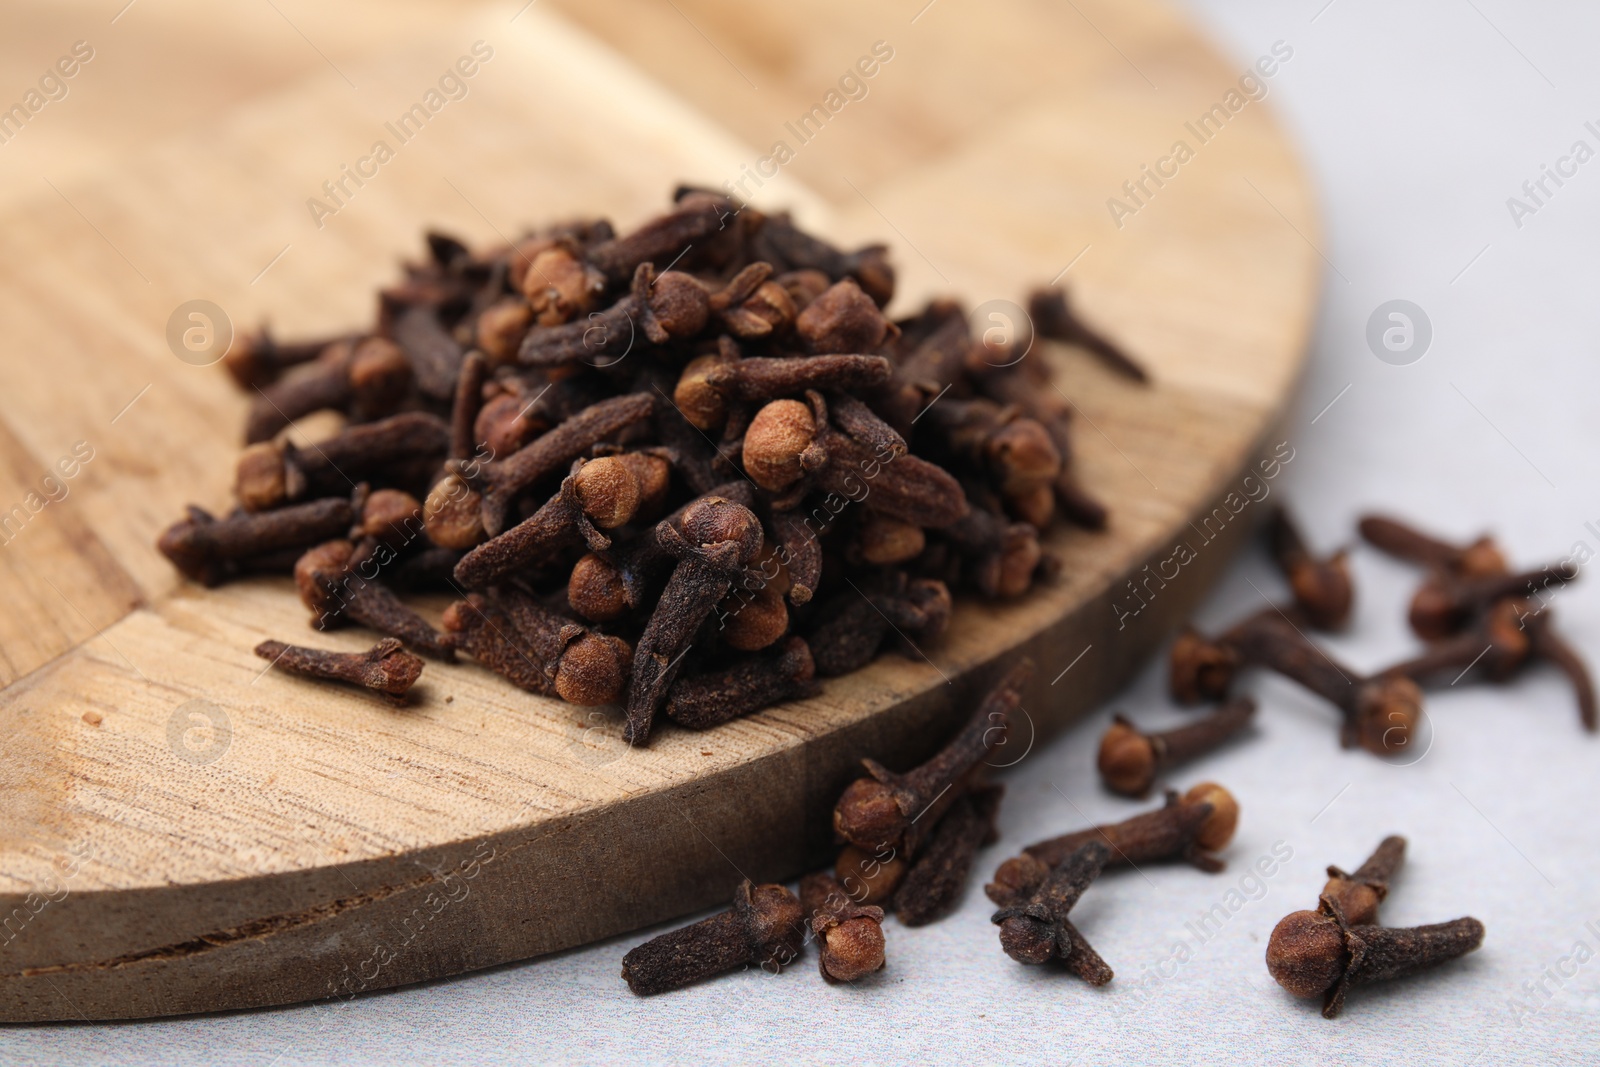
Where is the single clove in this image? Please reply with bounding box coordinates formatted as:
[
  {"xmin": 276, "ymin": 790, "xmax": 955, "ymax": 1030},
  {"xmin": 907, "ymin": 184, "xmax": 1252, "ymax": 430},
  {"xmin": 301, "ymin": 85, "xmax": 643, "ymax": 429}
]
[
  {"xmin": 1226, "ymin": 611, "xmax": 1422, "ymax": 756},
  {"xmin": 625, "ymin": 496, "xmax": 765, "ymax": 745},
  {"xmin": 986, "ymin": 783, "xmax": 1239, "ymax": 907},
  {"xmin": 158, "ymin": 497, "xmax": 355, "ymax": 586},
  {"xmin": 1320, "ymin": 835, "xmax": 1406, "ymax": 926},
  {"xmin": 254, "ymin": 637, "xmax": 424, "ymax": 703},
  {"xmin": 1097, "ymin": 697, "xmax": 1256, "ymax": 797},
  {"xmin": 621, "ymin": 880, "xmax": 805, "ymax": 996},
  {"xmin": 1408, "ymin": 561, "xmax": 1577, "ymax": 641},
  {"xmin": 1266, "ymin": 907, "xmax": 1484, "ymax": 1019},
  {"xmin": 453, "ymin": 456, "xmax": 640, "ymax": 588},
  {"xmin": 665, "ymin": 636, "xmax": 818, "ymax": 728},
  {"xmin": 1027, "ymin": 285, "xmax": 1148, "ymax": 382},
  {"xmin": 891, "ymin": 783, "xmax": 1003, "ymax": 927},
  {"xmin": 992, "ymin": 841, "xmax": 1115, "ymax": 984},
  {"xmin": 473, "ymin": 392, "xmax": 654, "ymax": 537},
  {"xmin": 798, "ymin": 872, "xmax": 886, "ymax": 984},
  {"xmin": 442, "ymin": 590, "xmax": 630, "ymax": 706},
  {"xmin": 1268, "ymin": 508, "xmax": 1353, "ymax": 630},
  {"xmin": 294, "ymin": 540, "xmax": 456, "ymax": 660},
  {"xmin": 1357, "ymin": 514, "xmax": 1507, "ymax": 579},
  {"xmin": 834, "ymin": 659, "xmax": 1027, "ymax": 858}
]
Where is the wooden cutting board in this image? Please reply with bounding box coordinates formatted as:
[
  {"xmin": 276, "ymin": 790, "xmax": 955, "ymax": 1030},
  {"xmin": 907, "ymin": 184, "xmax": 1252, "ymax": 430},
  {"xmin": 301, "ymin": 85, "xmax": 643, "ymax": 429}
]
[{"xmin": 0, "ymin": 0, "xmax": 1316, "ymax": 1020}]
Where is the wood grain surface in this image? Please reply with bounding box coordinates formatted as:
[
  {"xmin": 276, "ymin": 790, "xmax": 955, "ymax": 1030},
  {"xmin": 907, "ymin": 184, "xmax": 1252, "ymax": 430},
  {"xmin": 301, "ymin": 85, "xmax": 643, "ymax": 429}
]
[{"xmin": 0, "ymin": 0, "xmax": 1317, "ymax": 1020}]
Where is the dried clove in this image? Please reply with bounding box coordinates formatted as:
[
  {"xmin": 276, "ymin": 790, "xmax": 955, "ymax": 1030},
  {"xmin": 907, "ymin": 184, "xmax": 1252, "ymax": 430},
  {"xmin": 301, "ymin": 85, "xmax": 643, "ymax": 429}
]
[
  {"xmin": 1407, "ymin": 561, "xmax": 1577, "ymax": 641},
  {"xmin": 621, "ymin": 879, "xmax": 805, "ymax": 996},
  {"xmin": 388, "ymin": 303, "xmax": 464, "ymax": 403},
  {"xmin": 704, "ymin": 355, "xmax": 891, "ymax": 405},
  {"xmin": 665, "ymin": 636, "xmax": 817, "ymax": 728},
  {"xmin": 1027, "ymin": 285, "xmax": 1148, "ymax": 382},
  {"xmin": 158, "ymin": 497, "xmax": 355, "ymax": 586},
  {"xmin": 834, "ymin": 659, "xmax": 1027, "ymax": 858},
  {"xmin": 986, "ymin": 783, "xmax": 1238, "ymax": 907},
  {"xmin": 294, "ymin": 540, "xmax": 456, "ymax": 660},
  {"xmin": 518, "ymin": 263, "xmax": 708, "ymax": 366},
  {"xmin": 1267, "ymin": 907, "xmax": 1484, "ymax": 1019},
  {"xmin": 1357, "ymin": 514, "xmax": 1507, "ymax": 579},
  {"xmin": 625, "ymin": 496, "xmax": 765, "ymax": 744},
  {"xmin": 442, "ymin": 590, "xmax": 630, "ymax": 705},
  {"xmin": 892, "ymin": 783, "xmax": 1003, "ymax": 927},
  {"xmin": 454, "ymin": 456, "xmax": 642, "ymax": 588},
  {"xmin": 473, "ymin": 392, "xmax": 654, "ymax": 537},
  {"xmin": 244, "ymin": 337, "xmax": 411, "ymax": 443},
  {"xmin": 1097, "ymin": 697, "xmax": 1256, "ymax": 797},
  {"xmin": 223, "ymin": 328, "xmax": 345, "ymax": 389},
  {"xmin": 254, "ymin": 637, "xmax": 423, "ymax": 703},
  {"xmin": 1268, "ymin": 508, "xmax": 1353, "ymax": 630},
  {"xmin": 1227, "ymin": 611, "xmax": 1422, "ymax": 756},
  {"xmin": 992, "ymin": 841, "xmax": 1115, "ymax": 984},
  {"xmin": 1381, "ymin": 599, "xmax": 1595, "ymax": 732},
  {"xmin": 808, "ymin": 574, "xmax": 953, "ymax": 677},
  {"xmin": 799, "ymin": 872, "xmax": 886, "ymax": 984},
  {"xmin": 1320, "ymin": 835, "xmax": 1406, "ymax": 926}
]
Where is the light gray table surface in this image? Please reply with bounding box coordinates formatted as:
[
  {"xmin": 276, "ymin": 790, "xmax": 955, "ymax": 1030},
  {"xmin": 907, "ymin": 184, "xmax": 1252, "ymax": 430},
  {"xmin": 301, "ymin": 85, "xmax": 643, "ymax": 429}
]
[{"xmin": 7, "ymin": 1, "xmax": 1600, "ymax": 1063}]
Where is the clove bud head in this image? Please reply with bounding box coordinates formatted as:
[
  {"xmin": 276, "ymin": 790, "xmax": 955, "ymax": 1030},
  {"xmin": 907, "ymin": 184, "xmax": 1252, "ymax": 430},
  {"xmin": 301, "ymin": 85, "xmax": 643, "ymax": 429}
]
[
  {"xmin": 1351, "ymin": 675, "xmax": 1422, "ymax": 756},
  {"xmin": 673, "ymin": 352, "xmax": 730, "ymax": 430},
  {"xmin": 795, "ymin": 278, "xmax": 888, "ymax": 354},
  {"xmin": 997, "ymin": 909, "xmax": 1059, "ymax": 965},
  {"xmin": 987, "ymin": 853, "xmax": 1050, "ymax": 906},
  {"xmin": 555, "ymin": 633, "xmax": 633, "ymax": 706},
  {"xmin": 1183, "ymin": 782, "xmax": 1239, "ymax": 851},
  {"xmin": 573, "ymin": 455, "xmax": 640, "ymax": 529},
  {"xmin": 1266, "ymin": 910, "xmax": 1347, "ymax": 1000},
  {"xmin": 743, "ymin": 399, "xmax": 818, "ymax": 492},
  {"xmin": 834, "ymin": 779, "xmax": 906, "ymax": 854},
  {"xmin": 678, "ymin": 497, "xmax": 764, "ymax": 565},
  {"xmin": 1287, "ymin": 551, "xmax": 1354, "ymax": 630},
  {"xmin": 818, "ymin": 913, "xmax": 887, "ymax": 983},
  {"xmin": 1169, "ymin": 629, "xmax": 1240, "ymax": 704},
  {"xmin": 1097, "ymin": 720, "xmax": 1157, "ymax": 797},
  {"xmin": 568, "ymin": 552, "xmax": 628, "ymax": 622}
]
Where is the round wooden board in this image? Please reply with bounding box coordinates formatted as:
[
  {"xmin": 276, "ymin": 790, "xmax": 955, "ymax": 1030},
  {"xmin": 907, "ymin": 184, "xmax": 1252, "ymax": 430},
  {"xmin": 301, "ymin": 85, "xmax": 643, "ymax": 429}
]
[{"xmin": 0, "ymin": 0, "xmax": 1316, "ymax": 1020}]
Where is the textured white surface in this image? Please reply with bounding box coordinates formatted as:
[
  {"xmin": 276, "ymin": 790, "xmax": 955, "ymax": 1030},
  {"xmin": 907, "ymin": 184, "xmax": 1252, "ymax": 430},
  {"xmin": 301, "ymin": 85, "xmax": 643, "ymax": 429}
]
[{"xmin": 9, "ymin": 1, "xmax": 1600, "ymax": 1063}]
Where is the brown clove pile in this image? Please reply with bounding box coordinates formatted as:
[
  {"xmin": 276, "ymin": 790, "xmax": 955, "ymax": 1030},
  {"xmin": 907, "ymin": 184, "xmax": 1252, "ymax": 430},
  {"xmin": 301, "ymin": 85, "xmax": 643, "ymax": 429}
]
[{"xmin": 157, "ymin": 189, "xmax": 1144, "ymax": 742}]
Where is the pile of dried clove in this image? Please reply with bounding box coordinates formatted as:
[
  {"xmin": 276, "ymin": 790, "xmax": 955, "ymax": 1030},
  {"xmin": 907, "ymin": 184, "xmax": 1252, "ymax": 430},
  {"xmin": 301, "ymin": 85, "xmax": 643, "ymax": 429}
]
[{"xmin": 158, "ymin": 188, "xmax": 1144, "ymax": 739}]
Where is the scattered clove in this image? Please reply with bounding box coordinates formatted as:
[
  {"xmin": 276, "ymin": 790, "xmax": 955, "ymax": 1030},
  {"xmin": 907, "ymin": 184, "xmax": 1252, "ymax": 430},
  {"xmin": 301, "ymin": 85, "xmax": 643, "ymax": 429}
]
[
  {"xmin": 1267, "ymin": 908, "xmax": 1484, "ymax": 1019},
  {"xmin": 891, "ymin": 783, "xmax": 1003, "ymax": 926},
  {"xmin": 1320, "ymin": 835, "xmax": 1406, "ymax": 926},
  {"xmin": 254, "ymin": 637, "xmax": 423, "ymax": 703},
  {"xmin": 1268, "ymin": 508, "xmax": 1353, "ymax": 630},
  {"xmin": 621, "ymin": 880, "xmax": 805, "ymax": 996},
  {"xmin": 987, "ymin": 783, "xmax": 1238, "ymax": 907},
  {"xmin": 799, "ymin": 872, "xmax": 886, "ymax": 984},
  {"xmin": 834, "ymin": 659, "xmax": 1027, "ymax": 858},
  {"xmin": 1027, "ymin": 285, "xmax": 1148, "ymax": 383},
  {"xmin": 1097, "ymin": 697, "xmax": 1256, "ymax": 797},
  {"xmin": 992, "ymin": 841, "xmax": 1115, "ymax": 984}
]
